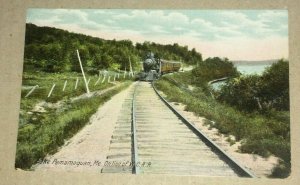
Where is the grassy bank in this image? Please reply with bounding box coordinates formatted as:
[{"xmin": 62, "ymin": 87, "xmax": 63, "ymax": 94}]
[
  {"xmin": 21, "ymin": 71, "xmax": 129, "ymax": 105},
  {"xmin": 155, "ymin": 73, "xmax": 290, "ymax": 178},
  {"xmin": 19, "ymin": 71, "xmax": 132, "ymax": 127},
  {"xmin": 15, "ymin": 81, "xmax": 131, "ymax": 169}
]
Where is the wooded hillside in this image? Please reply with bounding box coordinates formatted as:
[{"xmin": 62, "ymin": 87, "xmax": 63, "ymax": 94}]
[{"xmin": 24, "ymin": 23, "xmax": 203, "ymax": 73}]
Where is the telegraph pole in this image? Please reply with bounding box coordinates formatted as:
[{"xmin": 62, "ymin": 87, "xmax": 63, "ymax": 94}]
[{"xmin": 76, "ymin": 49, "xmax": 90, "ymax": 94}]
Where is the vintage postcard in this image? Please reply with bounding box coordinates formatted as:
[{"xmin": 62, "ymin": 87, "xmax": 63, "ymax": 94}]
[
  {"xmin": 14, "ymin": 8, "xmax": 290, "ymax": 179},
  {"xmin": 2, "ymin": 0, "xmax": 300, "ymax": 184}
]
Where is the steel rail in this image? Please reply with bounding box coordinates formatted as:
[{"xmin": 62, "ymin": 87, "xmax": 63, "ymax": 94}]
[
  {"xmin": 131, "ymin": 83, "xmax": 140, "ymax": 174},
  {"xmin": 152, "ymin": 82, "xmax": 256, "ymax": 178}
]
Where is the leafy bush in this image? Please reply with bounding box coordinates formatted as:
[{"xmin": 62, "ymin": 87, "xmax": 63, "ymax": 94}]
[
  {"xmin": 216, "ymin": 75, "xmax": 261, "ymax": 111},
  {"xmin": 216, "ymin": 59, "xmax": 289, "ymax": 112},
  {"xmin": 259, "ymin": 59, "xmax": 289, "ymax": 110},
  {"xmin": 191, "ymin": 57, "xmax": 239, "ymax": 86},
  {"xmin": 270, "ymin": 160, "xmax": 291, "ymax": 178}
]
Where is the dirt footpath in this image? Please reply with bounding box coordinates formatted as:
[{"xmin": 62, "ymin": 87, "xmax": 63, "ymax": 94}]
[{"xmin": 34, "ymin": 83, "xmax": 136, "ymax": 173}]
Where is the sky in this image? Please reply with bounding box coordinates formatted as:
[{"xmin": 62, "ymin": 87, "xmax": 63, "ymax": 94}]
[{"xmin": 26, "ymin": 9, "xmax": 288, "ymax": 61}]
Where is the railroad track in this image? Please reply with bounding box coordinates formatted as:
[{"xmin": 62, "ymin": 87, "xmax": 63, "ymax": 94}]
[{"xmin": 101, "ymin": 81, "xmax": 255, "ymax": 177}]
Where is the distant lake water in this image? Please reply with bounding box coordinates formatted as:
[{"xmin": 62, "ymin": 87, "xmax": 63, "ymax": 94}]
[
  {"xmin": 211, "ymin": 64, "xmax": 271, "ymax": 90},
  {"xmin": 236, "ymin": 64, "xmax": 271, "ymax": 75}
]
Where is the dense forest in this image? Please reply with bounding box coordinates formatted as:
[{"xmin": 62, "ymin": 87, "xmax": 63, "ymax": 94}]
[{"xmin": 24, "ymin": 23, "xmax": 203, "ymax": 73}]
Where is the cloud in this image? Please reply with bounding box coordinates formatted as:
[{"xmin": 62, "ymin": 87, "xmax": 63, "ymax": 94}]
[
  {"xmin": 216, "ymin": 11, "xmax": 288, "ymax": 38},
  {"xmin": 191, "ymin": 18, "xmax": 216, "ymax": 31},
  {"xmin": 26, "ymin": 9, "xmax": 288, "ymax": 60},
  {"xmin": 219, "ymin": 12, "xmax": 266, "ymax": 33},
  {"xmin": 28, "ymin": 9, "xmax": 116, "ymax": 31},
  {"xmin": 165, "ymin": 12, "xmax": 190, "ymax": 24},
  {"xmin": 108, "ymin": 10, "xmax": 191, "ymax": 36},
  {"xmin": 138, "ymin": 30, "xmax": 288, "ymax": 60},
  {"xmin": 198, "ymin": 36, "xmax": 288, "ymax": 60},
  {"xmin": 27, "ymin": 9, "xmax": 288, "ymax": 40},
  {"xmin": 258, "ymin": 10, "xmax": 287, "ymax": 23}
]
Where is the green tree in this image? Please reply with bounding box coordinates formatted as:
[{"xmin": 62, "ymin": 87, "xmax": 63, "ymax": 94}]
[
  {"xmin": 217, "ymin": 75, "xmax": 261, "ymax": 111},
  {"xmin": 191, "ymin": 57, "xmax": 239, "ymax": 86},
  {"xmin": 217, "ymin": 59, "xmax": 289, "ymax": 112},
  {"xmin": 259, "ymin": 59, "xmax": 289, "ymax": 110}
]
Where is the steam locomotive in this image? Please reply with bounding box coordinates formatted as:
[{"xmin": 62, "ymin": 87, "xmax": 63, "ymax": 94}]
[{"xmin": 138, "ymin": 52, "xmax": 181, "ymax": 81}]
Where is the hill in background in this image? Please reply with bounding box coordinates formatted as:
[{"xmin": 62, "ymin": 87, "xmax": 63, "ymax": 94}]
[
  {"xmin": 232, "ymin": 59, "xmax": 280, "ymax": 65},
  {"xmin": 24, "ymin": 23, "xmax": 203, "ymax": 73}
]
